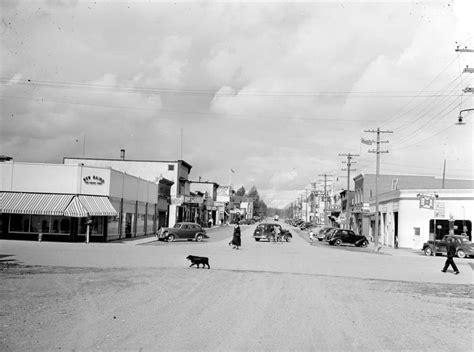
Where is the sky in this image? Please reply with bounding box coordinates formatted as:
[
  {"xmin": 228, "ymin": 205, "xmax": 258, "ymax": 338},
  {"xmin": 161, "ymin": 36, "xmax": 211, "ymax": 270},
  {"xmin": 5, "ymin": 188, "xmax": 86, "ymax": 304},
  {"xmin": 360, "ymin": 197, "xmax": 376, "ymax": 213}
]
[{"xmin": 1, "ymin": 0, "xmax": 473, "ymax": 208}]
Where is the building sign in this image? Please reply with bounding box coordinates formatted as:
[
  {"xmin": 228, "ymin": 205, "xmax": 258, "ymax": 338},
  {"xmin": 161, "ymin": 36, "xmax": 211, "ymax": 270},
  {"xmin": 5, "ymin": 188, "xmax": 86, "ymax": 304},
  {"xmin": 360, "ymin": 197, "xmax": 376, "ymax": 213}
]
[
  {"xmin": 419, "ymin": 195, "xmax": 434, "ymax": 210},
  {"xmin": 391, "ymin": 178, "xmax": 399, "ymax": 191},
  {"xmin": 171, "ymin": 196, "xmax": 183, "ymax": 205},
  {"xmin": 188, "ymin": 196, "xmax": 203, "ymax": 204},
  {"xmin": 435, "ymin": 202, "xmax": 445, "ymax": 218},
  {"xmin": 83, "ymin": 175, "xmax": 105, "ymax": 185}
]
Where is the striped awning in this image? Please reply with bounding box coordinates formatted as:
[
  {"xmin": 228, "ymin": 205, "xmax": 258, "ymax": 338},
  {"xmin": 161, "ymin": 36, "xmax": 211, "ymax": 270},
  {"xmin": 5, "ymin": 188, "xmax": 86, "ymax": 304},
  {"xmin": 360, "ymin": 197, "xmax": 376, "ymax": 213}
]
[
  {"xmin": 77, "ymin": 195, "xmax": 118, "ymax": 217},
  {"xmin": 0, "ymin": 192, "xmax": 74, "ymax": 216},
  {"xmin": 63, "ymin": 196, "xmax": 89, "ymax": 218}
]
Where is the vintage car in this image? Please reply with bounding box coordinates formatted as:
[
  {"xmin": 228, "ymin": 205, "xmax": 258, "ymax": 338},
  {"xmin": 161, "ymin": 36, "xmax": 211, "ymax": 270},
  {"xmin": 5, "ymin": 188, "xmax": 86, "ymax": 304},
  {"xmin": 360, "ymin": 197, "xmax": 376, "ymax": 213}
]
[
  {"xmin": 317, "ymin": 226, "xmax": 337, "ymax": 241},
  {"xmin": 156, "ymin": 222, "xmax": 208, "ymax": 242},
  {"xmin": 253, "ymin": 223, "xmax": 292, "ymax": 242},
  {"xmin": 327, "ymin": 229, "xmax": 369, "ymax": 247},
  {"xmin": 422, "ymin": 234, "xmax": 474, "ymax": 258}
]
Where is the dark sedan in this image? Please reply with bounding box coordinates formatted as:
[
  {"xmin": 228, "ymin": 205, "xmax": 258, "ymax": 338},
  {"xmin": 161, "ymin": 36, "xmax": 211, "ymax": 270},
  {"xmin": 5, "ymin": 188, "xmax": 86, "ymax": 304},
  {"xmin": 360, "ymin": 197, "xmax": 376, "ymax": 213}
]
[
  {"xmin": 422, "ymin": 234, "xmax": 474, "ymax": 258},
  {"xmin": 157, "ymin": 222, "xmax": 208, "ymax": 242},
  {"xmin": 253, "ymin": 223, "xmax": 292, "ymax": 242},
  {"xmin": 327, "ymin": 229, "xmax": 369, "ymax": 247}
]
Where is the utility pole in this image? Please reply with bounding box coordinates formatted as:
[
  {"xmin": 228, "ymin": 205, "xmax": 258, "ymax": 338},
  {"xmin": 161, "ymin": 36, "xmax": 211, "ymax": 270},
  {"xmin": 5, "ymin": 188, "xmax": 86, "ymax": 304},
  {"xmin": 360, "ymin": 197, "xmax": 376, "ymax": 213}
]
[
  {"xmin": 456, "ymin": 46, "xmax": 473, "ymax": 95},
  {"xmin": 318, "ymin": 173, "xmax": 334, "ymax": 225},
  {"xmin": 364, "ymin": 128, "xmax": 393, "ymax": 248},
  {"xmin": 339, "ymin": 153, "xmax": 359, "ymax": 229}
]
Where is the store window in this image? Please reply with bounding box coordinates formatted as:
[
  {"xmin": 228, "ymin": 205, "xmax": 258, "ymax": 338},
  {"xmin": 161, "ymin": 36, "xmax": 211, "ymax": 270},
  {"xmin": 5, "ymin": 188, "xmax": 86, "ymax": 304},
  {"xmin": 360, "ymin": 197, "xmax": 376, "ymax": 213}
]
[
  {"xmin": 136, "ymin": 213, "xmax": 146, "ymax": 236},
  {"xmin": 107, "ymin": 215, "xmax": 120, "ymax": 240},
  {"xmin": 50, "ymin": 217, "xmax": 70, "ymax": 234},
  {"xmin": 31, "ymin": 215, "xmax": 51, "ymax": 233},
  {"xmin": 10, "ymin": 214, "xmax": 31, "ymax": 232},
  {"xmin": 78, "ymin": 217, "xmax": 104, "ymax": 236}
]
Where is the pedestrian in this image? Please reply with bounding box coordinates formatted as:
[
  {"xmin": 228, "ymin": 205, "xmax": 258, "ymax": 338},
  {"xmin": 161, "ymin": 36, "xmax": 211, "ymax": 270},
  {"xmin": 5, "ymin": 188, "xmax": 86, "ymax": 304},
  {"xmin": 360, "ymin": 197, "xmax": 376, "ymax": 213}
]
[
  {"xmin": 441, "ymin": 236, "xmax": 460, "ymax": 274},
  {"xmin": 229, "ymin": 223, "xmax": 241, "ymax": 249}
]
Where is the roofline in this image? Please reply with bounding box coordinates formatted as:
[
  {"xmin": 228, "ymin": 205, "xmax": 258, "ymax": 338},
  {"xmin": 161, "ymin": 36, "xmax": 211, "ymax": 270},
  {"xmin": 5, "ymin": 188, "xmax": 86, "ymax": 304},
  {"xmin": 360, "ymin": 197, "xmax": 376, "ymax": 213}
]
[{"xmin": 64, "ymin": 156, "xmax": 193, "ymax": 170}]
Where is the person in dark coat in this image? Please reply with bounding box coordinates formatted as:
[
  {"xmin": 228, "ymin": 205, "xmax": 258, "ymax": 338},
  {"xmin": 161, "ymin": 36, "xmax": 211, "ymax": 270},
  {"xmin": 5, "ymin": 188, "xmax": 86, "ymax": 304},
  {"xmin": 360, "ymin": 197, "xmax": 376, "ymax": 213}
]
[
  {"xmin": 229, "ymin": 223, "xmax": 241, "ymax": 249},
  {"xmin": 442, "ymin": 236, "xmax": 460, "ymax": 274}
]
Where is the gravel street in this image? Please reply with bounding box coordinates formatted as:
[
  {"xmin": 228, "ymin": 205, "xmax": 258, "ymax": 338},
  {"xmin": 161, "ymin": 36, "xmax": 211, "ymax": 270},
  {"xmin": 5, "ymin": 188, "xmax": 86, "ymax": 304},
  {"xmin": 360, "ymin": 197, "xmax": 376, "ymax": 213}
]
[{"xmin": 1, "ymin": 224, "xmax": 472, "ymax": 351}]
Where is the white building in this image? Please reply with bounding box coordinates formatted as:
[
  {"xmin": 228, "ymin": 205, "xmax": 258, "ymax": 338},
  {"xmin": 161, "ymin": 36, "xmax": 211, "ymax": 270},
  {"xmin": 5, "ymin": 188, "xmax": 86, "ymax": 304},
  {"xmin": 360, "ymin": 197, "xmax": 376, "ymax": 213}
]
[
  {"xmin": 370, "ymin": 188, "xmax": 473, "ymax": 249},
  {"xmin": 64, "ymin": 156, "xmax": 192, "ymax": 227},
  {"xmin": 1, "ymin": 161, "xmax": 159, "ymax": 242}
]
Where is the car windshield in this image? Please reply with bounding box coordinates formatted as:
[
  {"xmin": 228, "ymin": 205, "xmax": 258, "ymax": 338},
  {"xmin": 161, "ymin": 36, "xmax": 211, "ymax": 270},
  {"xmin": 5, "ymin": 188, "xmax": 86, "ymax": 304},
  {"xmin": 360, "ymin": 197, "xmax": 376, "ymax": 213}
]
[{"xmin": 173, "ymin": 223, "xmax": 182, "ymax": 229}]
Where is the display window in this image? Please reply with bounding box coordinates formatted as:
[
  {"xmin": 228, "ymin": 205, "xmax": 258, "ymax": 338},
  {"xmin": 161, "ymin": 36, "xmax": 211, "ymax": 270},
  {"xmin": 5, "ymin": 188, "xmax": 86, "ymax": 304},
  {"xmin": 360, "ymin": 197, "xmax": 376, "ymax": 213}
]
[{"xmin": 9, "ymin": 214, "xmax": 31, "ymax": 232}]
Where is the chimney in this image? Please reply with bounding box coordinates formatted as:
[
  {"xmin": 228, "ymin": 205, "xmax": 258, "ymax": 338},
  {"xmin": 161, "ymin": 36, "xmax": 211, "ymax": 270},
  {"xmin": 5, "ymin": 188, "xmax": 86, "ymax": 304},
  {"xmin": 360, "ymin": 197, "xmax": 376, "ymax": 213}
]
[{"xmin": 120, "ymin": 149, "xmax": 125, "ymax": 160}]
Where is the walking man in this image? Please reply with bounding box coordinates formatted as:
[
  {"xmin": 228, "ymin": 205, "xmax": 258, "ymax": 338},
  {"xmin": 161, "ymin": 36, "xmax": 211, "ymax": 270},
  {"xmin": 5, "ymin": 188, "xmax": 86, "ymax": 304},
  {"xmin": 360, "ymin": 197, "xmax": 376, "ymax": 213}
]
[{"xmin": 441, "ymin": 236, "xmax": 460, "ymax": 275}]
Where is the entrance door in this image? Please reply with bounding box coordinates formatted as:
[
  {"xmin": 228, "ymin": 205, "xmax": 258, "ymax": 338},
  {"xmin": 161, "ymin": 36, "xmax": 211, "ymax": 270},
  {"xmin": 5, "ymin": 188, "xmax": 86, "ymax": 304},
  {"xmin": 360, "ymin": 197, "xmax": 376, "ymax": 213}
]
[{"xmin": 394, "ymin": 212, "xmax": 399, "ymax": 248}]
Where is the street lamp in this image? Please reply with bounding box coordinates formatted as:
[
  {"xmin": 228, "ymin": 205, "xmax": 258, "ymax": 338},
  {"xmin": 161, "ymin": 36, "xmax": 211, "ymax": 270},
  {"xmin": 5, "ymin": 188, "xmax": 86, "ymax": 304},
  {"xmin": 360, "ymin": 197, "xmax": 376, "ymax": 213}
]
[{"xmin": 456, "ymin": 108, "xmax": 474, "ymax": 125}]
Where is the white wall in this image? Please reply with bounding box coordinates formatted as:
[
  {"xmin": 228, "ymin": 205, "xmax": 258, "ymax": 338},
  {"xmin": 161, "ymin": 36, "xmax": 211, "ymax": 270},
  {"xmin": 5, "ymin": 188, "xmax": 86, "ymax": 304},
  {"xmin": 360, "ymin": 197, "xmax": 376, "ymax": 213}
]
[
  {"xmin": 380, "ymin": 189, "xmax": 474, "ymax": 249},
  {"xmin": 1, "ymin": 162, "xmax": 158, "ymax": 205}
]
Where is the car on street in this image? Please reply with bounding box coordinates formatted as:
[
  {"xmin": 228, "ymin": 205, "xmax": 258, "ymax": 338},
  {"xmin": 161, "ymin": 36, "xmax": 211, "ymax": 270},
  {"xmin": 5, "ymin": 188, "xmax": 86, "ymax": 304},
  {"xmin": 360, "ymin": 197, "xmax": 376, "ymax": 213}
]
[
  {"xmin": 422, "ymin": 234, "xmax": 474, "ymax": 258},
  {"xmin": 157, "ymin": 222, "xmax": 208, "ymax": 242},
  {"xmin": 299, "ymin": 222, "xmax": 315, "ymax": 230},
  {"xmin": 239, "ymin": 219, "xmax": 255, "ymax": 225},
  {"xmin": 253, "ymin": 223, "xmax": 292, "ymax": 242},
  {"xmin": 317, "ymin": 226, "xmax": 337, "ymax": 241},
  {"xmin": 327, "ymin": 229, "xmax": 369, "ymax": 247}
]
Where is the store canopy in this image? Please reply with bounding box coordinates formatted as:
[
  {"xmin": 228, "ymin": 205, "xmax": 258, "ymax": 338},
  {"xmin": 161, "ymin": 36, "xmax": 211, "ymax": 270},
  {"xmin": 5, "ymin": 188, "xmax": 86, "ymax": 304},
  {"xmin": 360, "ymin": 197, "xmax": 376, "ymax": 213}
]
[
  {"xmin": 77, "ymin": 195, "xmax": 118, "ymax": 217},
  {"xmin": 1, "ymin": 192, "xmax": 74, "ymax": 216},
  {"xmin": 63, "ymin": 196, "xmax": 89, "ymax": 218},
  {"xmin": 1, "ymin": 192, "xmax": 118, "ymax": 218}
]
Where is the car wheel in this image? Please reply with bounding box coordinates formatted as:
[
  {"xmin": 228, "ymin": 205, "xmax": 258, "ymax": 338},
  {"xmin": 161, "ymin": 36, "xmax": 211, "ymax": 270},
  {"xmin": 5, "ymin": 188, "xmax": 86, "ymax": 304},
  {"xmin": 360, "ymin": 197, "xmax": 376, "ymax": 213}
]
[
  {"xmin": 457, "ymin": 249, "xmax": 466, "ymax": 258},
  {"xmin": 424, "ymin": 247, "xmax": 433, "ymax": 256},
  {"xmin": 360, "ymin": 240, "xmax": 368, "ymax": 248},
  {"xmin": 167, "ymin": 234, "xmax": 175, "ymax": 242},
  {"xmin": 255, "ymin": 238, "xmax": 260, "ymax": 241},
  {"xmin": 318, "ymin": 238, "xmax": 323, "ymax": 241},
  {"xmin": 285, "ymin": 236, "xmax": 291, "ymax": 242},
  {"xmin": 195, "ymin": 234, "xmax": 203, "ymax": 242},
  {"xmin": 334, "ymin": 239, "xmax": 342, "ymax": 246}
]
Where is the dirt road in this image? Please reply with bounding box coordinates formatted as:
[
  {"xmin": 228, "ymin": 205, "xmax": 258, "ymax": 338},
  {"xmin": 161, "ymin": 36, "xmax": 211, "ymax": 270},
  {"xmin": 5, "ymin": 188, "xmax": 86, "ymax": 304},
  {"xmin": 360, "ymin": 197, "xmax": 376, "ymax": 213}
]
[{"xmin": 1, "ymin": 225, "xmax": 472, "ymax": 351}]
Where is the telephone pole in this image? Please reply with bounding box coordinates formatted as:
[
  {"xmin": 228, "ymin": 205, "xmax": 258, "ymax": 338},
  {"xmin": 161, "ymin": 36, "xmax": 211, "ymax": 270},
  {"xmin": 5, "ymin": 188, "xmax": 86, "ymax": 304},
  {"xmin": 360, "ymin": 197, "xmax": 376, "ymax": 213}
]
[
  {"xmin": 318, "ymin": 173, "xmax": 334, "ymax": 225},
  {"xmin": 364, "ymin": 128, "xmax": 393, "ymax": 248},
  {"xmin": 339, "ymin": 153, "xmax": 359, "ymax": 229}
]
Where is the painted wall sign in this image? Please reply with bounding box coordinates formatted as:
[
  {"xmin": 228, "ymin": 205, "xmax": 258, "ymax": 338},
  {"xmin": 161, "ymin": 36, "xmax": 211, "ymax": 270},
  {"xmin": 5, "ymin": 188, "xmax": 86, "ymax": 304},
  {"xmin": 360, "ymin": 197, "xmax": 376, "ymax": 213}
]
[{"xmin": 83, "ymin": 175, "xmax": 105, "ymax": 185}]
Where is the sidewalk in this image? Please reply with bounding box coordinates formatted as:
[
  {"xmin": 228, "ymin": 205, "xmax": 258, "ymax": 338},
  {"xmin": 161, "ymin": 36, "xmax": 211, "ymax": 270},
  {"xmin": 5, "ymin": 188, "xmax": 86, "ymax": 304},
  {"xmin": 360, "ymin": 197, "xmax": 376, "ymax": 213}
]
[{"xmin": 369, "ymin": 243, "xmax": 422, "ymax": 257}]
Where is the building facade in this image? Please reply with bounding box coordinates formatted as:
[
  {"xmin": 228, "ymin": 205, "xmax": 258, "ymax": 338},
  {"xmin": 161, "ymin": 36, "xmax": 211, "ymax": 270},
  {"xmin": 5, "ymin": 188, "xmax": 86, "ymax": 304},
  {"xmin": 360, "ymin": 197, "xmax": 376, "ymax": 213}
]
[
  {"xmin": 0, "ymin": 162, "xmax": 160, "ymax": 242},
  {"xmin": 64, "ymin": 157, "xmax": 191, "ymax": 227},
  {"xmin": 352, "ymin": 173, "xmax": 474, "ymax": 248}
]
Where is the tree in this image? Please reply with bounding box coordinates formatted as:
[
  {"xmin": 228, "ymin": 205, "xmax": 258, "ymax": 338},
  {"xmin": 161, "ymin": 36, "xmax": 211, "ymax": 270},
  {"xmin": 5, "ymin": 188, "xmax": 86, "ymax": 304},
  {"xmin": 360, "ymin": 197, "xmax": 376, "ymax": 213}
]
[
  {"xmin": 248, "ymin": 186, "xmax": 267, "ymax": 216},
  {"xmin": 235, "ymin": 186, "xmax": 246, "ymax": 197}
]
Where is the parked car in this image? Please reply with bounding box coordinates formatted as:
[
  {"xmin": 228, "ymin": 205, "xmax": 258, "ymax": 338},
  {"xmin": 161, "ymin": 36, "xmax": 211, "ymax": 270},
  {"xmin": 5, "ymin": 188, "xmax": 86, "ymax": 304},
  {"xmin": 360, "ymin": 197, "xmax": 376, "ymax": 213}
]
[
  {"xmin": 253, "ymin": 223, "xmax": 292, "ymax": 242},
  {"xmin": 239, "ymin": 219, "xmax": 255, "ymax": 225},
  {"xmin": 327, "ymin": 229, "xmax": 369, "ymax": 247},
  {"xmin": 157, "ymin": 222, "xmax": 208, "ymax": 242},
  {"xmin": 317, "ymin": 226, "xmax": 337, "ymax": 241},
  {"xmin": 422, "ymin": 234, "xmax": 474, "ymax": 258},
  {"xmin": 299, "ymin": 222, "xmax": 314, "ymax": 230}
]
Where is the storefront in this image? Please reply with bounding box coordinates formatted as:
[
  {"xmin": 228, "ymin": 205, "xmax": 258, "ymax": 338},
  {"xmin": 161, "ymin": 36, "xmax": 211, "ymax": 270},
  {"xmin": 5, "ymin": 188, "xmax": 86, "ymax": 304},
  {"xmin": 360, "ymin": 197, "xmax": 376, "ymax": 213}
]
[
  {"xmin": 368, "ymin": 189, "xmax": 473, "ymax": 249},
  {"xmin": 0, "ymin": 162, "xmax": 159, "ymax": 242}
]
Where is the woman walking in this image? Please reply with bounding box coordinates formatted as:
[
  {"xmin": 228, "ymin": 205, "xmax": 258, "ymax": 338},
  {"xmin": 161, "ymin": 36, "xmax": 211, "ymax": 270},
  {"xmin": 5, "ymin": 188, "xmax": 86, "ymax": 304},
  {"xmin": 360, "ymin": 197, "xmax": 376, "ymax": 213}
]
[{"xmin": 229, "ymin": 223, "xmax": 241, "ymax": 249}]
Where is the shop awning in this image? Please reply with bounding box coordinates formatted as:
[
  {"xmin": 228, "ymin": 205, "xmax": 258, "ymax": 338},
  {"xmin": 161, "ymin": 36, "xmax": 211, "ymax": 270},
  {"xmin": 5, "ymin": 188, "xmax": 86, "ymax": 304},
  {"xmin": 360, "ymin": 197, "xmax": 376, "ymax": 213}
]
[
  {"xmin": 77, "ymin": 195, "xmax": 118, "ymax": 217},
  {"xmin": 63, "ymin": 196, "xmax": 89, "ymax": 218},
  {"xmin": 1, "ymin": 192, "xmax": 74, "ymax": 216}
]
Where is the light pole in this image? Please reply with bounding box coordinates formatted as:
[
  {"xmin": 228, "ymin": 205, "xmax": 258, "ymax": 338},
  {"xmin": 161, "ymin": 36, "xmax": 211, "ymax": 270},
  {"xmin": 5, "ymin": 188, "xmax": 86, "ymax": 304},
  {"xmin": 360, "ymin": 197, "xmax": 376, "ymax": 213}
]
[{"xmin": 456, "ymin": 108, "xmax": 474, "ymax": 125}]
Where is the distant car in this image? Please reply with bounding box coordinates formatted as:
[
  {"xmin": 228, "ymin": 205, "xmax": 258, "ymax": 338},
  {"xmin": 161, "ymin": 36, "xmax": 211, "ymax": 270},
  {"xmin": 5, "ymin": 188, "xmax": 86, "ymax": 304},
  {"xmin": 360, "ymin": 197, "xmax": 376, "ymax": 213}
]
[
  {"xmin": 253, "ymin": 223, "xmax": 292, "ymax": 242},
  {"xmin": 157, "ymin": 222, "xmax": 208, "ymax": 242},
  {"xmin": 327, "ymin": 229, "xmax": 369, "ymax": 247},
  {"xmin": 299, "ymin": 222, "xmax": 315, "ymax": 230},
  {"xmin": 422, "ymin": 234, "xmax": 474, "ymax": 258},
  {"xmin": 239, "ymin": 219, "xmax": 255, "ymax": 225},
  {"xmin": 317, "ymin": 226, "xmax": 337, "ymax": 241}
]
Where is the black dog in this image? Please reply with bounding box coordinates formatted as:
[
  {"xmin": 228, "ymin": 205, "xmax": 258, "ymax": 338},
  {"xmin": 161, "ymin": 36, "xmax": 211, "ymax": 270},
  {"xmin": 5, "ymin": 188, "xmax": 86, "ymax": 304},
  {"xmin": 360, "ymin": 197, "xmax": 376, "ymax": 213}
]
[{"xmin": 186, "ymin": 255, "xmax": 210, "ymax": 269}]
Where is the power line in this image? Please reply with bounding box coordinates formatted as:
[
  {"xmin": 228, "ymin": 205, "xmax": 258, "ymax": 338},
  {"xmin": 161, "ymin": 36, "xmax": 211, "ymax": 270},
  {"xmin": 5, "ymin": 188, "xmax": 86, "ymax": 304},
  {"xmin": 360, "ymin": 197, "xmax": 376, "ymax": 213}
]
[{"xmin": 0, "ymin": 77, "xmax": 463, "ymax": 98}]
